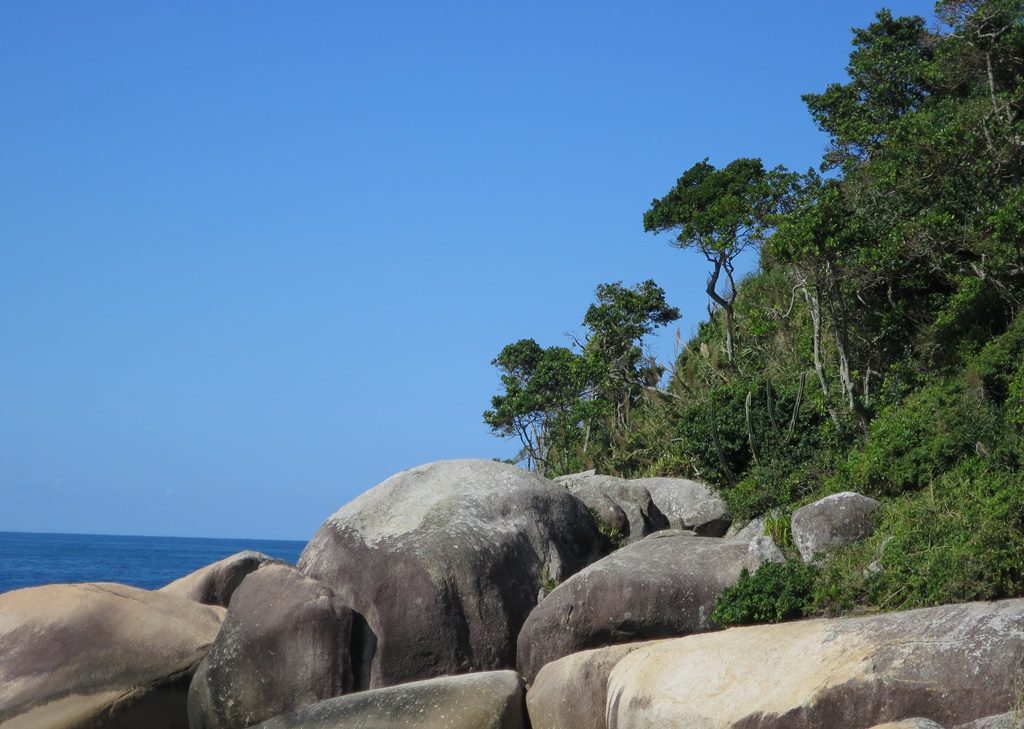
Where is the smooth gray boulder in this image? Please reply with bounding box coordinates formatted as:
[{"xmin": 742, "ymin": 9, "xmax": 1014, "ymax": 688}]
[
  {"xmin": 160, "ymin": 550, "xmax": 272, "ymax": 607},
  {"xmin": 0, "ymin": 582, "xmax": 224, "ymax": 729},
  {"xmin": 791, "ymin": 491, "xmax": 881, "ymax": 562},
  {"xmin": 555, "ymin": 473, "xmax": 669, "ymax": 544},
  {"xmin": 248, "ymin": 671, "xmax": 526, "ymax": 729},
  {"xmin": 517, "ymin": 531, "xmax": 782, "ymax": 682},
  {"xmin": 188, "ymin": 562, "xmax": 370, "ymax": 729},
  {"xmin": 298, "ymin": 459, "xmax": 604, "ymax": 688},
  {"xmin": 526, "ymin": 642, "xmax": 654, "ymax": 729},
  {"xmin": 633, "ymin": 476, "xmax": 731, "ymax": 535},
  {"xmin": 606, "ymin": 599, "xmax": 1024, "ymax": 728}
]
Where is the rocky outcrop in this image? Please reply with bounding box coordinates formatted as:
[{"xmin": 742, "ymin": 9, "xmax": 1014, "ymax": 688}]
[
  {"xmin": 517, "ymin": 531, "xmax": 782, "ymax": 682},
  {"xmin": 187, "ymin": 562, "xmax": 370, "ymax": 729},
  {"xmin": 160, "ymin": 550, "xmax": 272, "ymax": 607},
  {"xmin": 526, "ymin": 642, "xmax": 654, "ymax": 729},
  {"xmin": 791, "ymin": 491, "xmax": 881, "ymax": 562},
  {"xmin": 633, "ymin": 476, "xmax": 731, "ymax": 535},
  {"xmin": 870, "ymin": 721, "xmax": 947, "ymax": 729},
  {"xmin": 0, "ymin": 582, "xmax": 224, "ymax": 729},
  {"xmin": 248, "ymin": 671, "xmax": 526, "ymax": 729},
  {"xmin": 953, "ymin": 714, "xmax": 1023, "ymax": 728},
  {"xmin": 555, "ymin": 473, "xmax": 668, "ymax": 543},
  {"xmin": 297, "ymin": 459, "xmax": 604, "ymax": 688},
  {"xmin": 606, "ymin": 598, "xmax": 1024, "ymax": 728}
]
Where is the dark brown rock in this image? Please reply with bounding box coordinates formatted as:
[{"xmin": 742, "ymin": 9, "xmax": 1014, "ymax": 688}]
[
  {"xmin": 0, "ymin": 582, "xmax": 224, "ymax": 729},
  {"xmin": 297, "ymin": 459, "xmax": 604, "ymax": 688},
  {"xmin": 187, "ymin": 562, "xmax": 370, "ymax": 729},
  {"xmin": 160, "ymin": 550, "xmax": 272, "ymax": 607},
  {"xmin": 517, "ymin": 532, "xmax": 782, "ymax": 682}
]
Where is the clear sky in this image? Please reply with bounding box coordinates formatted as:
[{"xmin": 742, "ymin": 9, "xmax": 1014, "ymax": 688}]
[{"xmin": 1, "ymin": 1, "xmax": 936, "ymax": 540}]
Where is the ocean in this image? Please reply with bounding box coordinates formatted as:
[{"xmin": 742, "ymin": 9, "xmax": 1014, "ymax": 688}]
[{"xmin": 0, "ymin": 531, "xmax": 307, "ymax": 595}]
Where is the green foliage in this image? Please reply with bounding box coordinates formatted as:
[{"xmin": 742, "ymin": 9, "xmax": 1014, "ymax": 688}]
[
  {"xmin": 815, "ymin": 461, "xmax": 1024, "ymax": 613},
  {"xmin": 710, "ymin": 561, "xmax": 818, "ymax": 627},
  {"xmin": 487, "ymin": 0, "xmax": 1024, "ymax": 619},
  {"xmin": 588, "ymin": 508, "xmax": 628, "ymax": 552},
  {"xmin": 841, "ymin": 378, "xmax": 1004, "ymax": 496}
]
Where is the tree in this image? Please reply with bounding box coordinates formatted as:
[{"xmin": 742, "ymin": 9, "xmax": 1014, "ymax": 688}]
[
  {"xmin": 483, "ymin": 339, "xmax": 599, "ymax": 474},
  {"xmin": 582, "ymin": 280, "xmax": 680, "ymax": 420},
  {"xmin": 643, "ymin": 158, "xmax": 793, "ymax": 365},
  {"xmin": 484, "ymin": 281, "xmax": 679, "ymax": 475}
]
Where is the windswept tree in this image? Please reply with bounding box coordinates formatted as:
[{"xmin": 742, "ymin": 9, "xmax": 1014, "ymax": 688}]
[
  {"xmin": 485, "ymin": 280, "xmax": 678, "ymax": 475},
  {"xmin": 582, "ymin": 280, "xmax": 680, "ymax": 424},
  {"xmin": 643, "ymin": 158, "xmax": 794, "ymax": 365}
]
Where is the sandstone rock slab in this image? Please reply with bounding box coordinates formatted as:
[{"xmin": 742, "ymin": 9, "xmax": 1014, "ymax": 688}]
[
  {"xmin": 526, "ymin": 642, "xmax": 654, "ymax": 729},
  {"xmin": 248, "ymin": 671, "xmax": 526, "ymax": 729},
  {"xmin": 607, "ymin": 599, "xmax": 1024, "ymax": 728},
  {"xmin": 0, "ymin": 582, "xmax": 224, "ymax": 729}
]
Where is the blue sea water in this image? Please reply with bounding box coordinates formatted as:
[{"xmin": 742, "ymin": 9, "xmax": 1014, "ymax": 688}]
[{"xmin": 0, "ymin": 531, "xmax": 307, "ymax": 595}]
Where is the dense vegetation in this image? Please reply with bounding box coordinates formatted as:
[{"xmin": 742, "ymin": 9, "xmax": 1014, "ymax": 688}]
[{"xmin": 486, "ymin": 0, "xmax": 1024, "ymax": 620}]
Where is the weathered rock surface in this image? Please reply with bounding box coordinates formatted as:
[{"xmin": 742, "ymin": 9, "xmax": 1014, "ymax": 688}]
[
  {"xmin": 954, "ymin": 714, "xmax": 1023, "ymax": 729},
  {"xmin": 555, "ymin": 473, "xmax": 668, "ymax": 543},
  {"xmin": 298, "ymin": 459, "xmax": 604, "ymax": 688},
  {"xmin": 188, "ymin": 562, "xmax": 370, "ymax": 729},
  {"xmin": 517, "ymin": 531, "xmax": 782, "ymax": 682},
  {"xmin": 526, "ymin": 642, "xmax": 653, "ymax": 729},
  {"xmin": 606, "ymin": 599, "xmax": 1024, "ymax": 728},
  {"xmin": 633, "ymin": 476, "xmax": 731, "ymax": 535},
  {"xmin": 160, "ymin": 550, "xmax": 272, "ymax": 607},
  {"xmin": 791, "ymin": 491, "xmax": 881, "ymax": 562},
  {"xmin": 248, "ymin": 671, "xmax": 526, "ymax": 729},
  {"xmin": 870, "ymin": 721, "xmax": 947, "ymax": 729},
  {"xmin": 0, "ymin": 582, "xmax": 224, "ymax": 729}
]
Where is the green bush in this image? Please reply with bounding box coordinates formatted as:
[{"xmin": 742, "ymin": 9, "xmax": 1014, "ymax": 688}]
[
  {"xmin": 841, "ymin": 379, "xmax": 1002, "ymax": 496},
  {"xmin": 710, "ymin": 560, "xmax": 818, "ymax": 627},
  {"xmin": 814, "ymin": 460, "xmax": 1024, "ymax": 613}
]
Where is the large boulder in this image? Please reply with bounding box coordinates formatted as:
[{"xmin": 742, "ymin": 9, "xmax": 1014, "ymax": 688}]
[
  {"xmin": 160, "ymin": 550, "xmax": 272, "ymax": 607},
  {"xmin": 297, "ymin": 459, "xmax": 604, "ymax": 688},
  {"xmin": 526, "ymin": 642, "xmax": 654, "ymax": 729},
  {"xmin": 248, "ymin": 671, "xmax": 526, "ymax": 729},
  {"xmin": 606, "ymin": 599, "xmax": 1024, "ymax": 728},
  {"xmin": 633, "ymin": 476, "xmax": 731, "ymax": 536},
  {"xmin": 870, "ymin": 722, "xmax": 947, "ymax": 729},
  {"xmin": 188, "ymin": 562, "xmax": 371, "ymax": 729},
  {"xmin": 953, "ymin": 715, "xmax": 1022, "ymax": 728},
  {"xmin": 555, "ymin": 473, "xmax": 668, "ymax": 544},
  {"xmin": 791, "ymin": 491, "xmax": 881, "ymax": 562},
  {"xmin": 517, "ymin": 531, "xmax": 782, "ymax": 682},
  {"xmin": 0, "ymin": 582, "xmax": 224, "ymax": 729}
]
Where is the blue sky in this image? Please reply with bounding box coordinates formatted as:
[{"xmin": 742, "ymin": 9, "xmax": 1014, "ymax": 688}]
[{"xmin": 0, "ymin": 1, "xmax": 936, "ymax": 540}]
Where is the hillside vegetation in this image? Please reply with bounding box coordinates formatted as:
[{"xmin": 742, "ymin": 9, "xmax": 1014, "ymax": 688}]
[{"xmin": 486, "ymin": 0, "xmax": 1024, "ymax": 619}]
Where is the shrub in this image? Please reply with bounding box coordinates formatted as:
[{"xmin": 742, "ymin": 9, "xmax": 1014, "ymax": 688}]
[{"xmin": 710, "ymin": 560, "xmax": 818, "ymax": 627}]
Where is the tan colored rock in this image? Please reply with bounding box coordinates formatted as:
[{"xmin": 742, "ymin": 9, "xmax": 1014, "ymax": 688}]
[
  {"xmin": 248, "ymin": 671, "xmax": 526, "ymax": 729},
  {"xmin": 526, "ymin": 642, "xmax": 654, "ymax": 729},
  {"xmin": 160, "ymin": 550, "xmax": 272, "ymax": 607},
  {"xmin": 870, "ymin": 721, "xmax": 946, "ymax": 729},
  {"xmin": 0, "ymin": 582, "xmax": 224, "ymax": 729},
  {"xmin": 607, "ymin": 599, "xmax": 1024, "ymax": 729}
]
